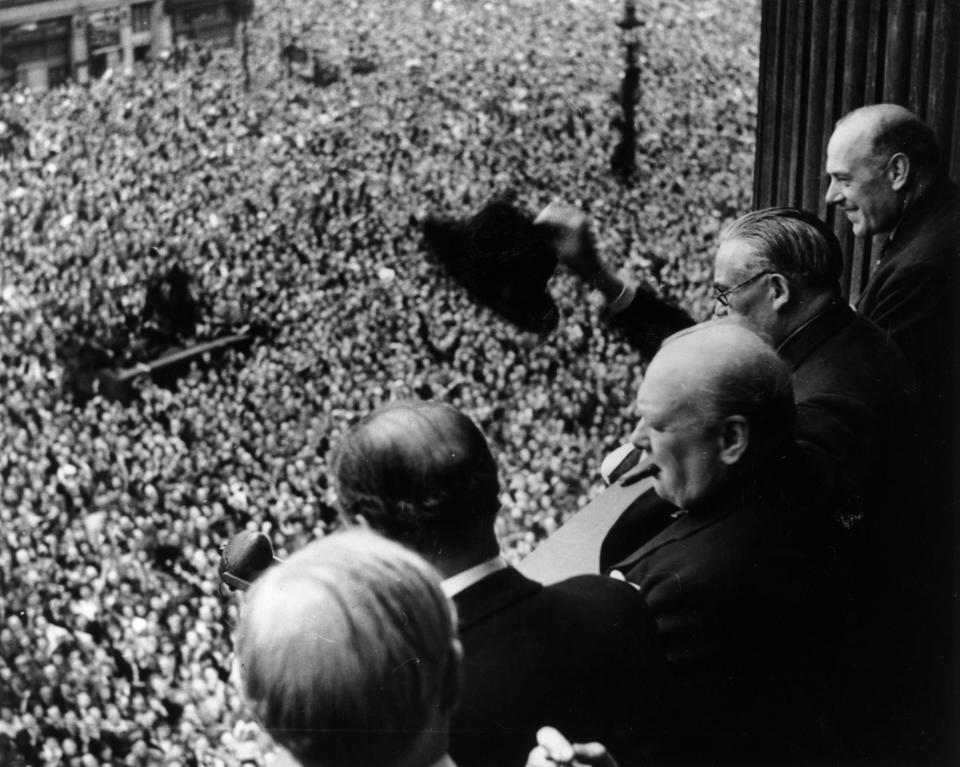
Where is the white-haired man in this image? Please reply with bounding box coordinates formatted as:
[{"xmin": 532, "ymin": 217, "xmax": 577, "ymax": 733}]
[{"xmin": 235, "ymin": 530, "xmax": 462, "ymax": 767}]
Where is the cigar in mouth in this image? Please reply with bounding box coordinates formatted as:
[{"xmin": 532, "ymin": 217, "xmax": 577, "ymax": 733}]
[{"xmin": 629, "ymin": 457, "xmax": 658, "ymax": 481}]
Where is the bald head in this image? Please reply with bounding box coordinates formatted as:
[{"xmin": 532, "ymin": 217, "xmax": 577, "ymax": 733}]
[
  {"xmin": 835, "ymin": 104, "xmax": 940, "ymax": 176},
  {"xmin": 632, "ymin": 322, "xmax": 795, "ymax": 509},
  {"xmin": 333, "ymin": 400, "xmax": 501, "ymax": 559},
  {"xmin": 656, "ymin": 321, "xmax": 795, "ymax": 432}
]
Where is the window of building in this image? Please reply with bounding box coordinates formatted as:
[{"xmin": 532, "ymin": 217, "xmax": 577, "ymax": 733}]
[
  {"xmin": 47, "ymin": 63, "xmax": 69, "ymax": 87},
  {"xmin": 0, "ymin": 19, "xmax": 70, "ymax": 68},
  {"xmin": 174, "ymin": 2, "xmax": 226, "ymax": 32},
  {"xmin": 131, "ymin": 2, "xmax": 153, "ymax": 34}
]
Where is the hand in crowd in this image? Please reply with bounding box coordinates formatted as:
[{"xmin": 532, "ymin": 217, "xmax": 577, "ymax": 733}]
[{"xmin": 534, "ymin": 202, "xmax": 602, "ymax": 280}]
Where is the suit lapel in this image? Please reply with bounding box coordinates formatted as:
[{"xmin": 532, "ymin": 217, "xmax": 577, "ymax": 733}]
[
  {"xmin": 453, "ymin": 566, "xmax": 542, "ymax": 632},
  {"xmin": 611, "ymin": 494, "xmax": 742, "ymax": 574}
]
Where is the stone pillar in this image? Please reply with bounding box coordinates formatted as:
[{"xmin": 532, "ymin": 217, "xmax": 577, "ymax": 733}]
[
  {"xmin": 119, "ymin": 4, "xmax": 133, "ymax": 71},
  {"xmin": 155, "ymin": 1, "xmax": 173, "ymax": 53},
  {"xmin": 71, "ymin": 12, "xmax": 89, "ymax": 83}
]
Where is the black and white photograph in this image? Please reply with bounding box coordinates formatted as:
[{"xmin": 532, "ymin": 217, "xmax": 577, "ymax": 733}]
[{"xmin": 0, "ymin": 0, "xmax": 957, "ymax": 765}]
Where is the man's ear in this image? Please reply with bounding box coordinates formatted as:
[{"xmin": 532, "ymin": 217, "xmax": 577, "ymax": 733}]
[
  {"xmin": 768, "ymin": 272, "xmax": 792, "ymax": 312},
  {"xmin": 887, "ymin": 152, "xmax": 911, "ymax": 192},
  {"xmin": 718, "ymin": 415, "xmax": 750, "ymax": 465}
]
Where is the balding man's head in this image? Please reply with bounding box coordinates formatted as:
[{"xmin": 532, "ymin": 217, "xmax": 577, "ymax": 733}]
[
  {"xmin": 826, "ymin": 104, "xmax": 940, "ymax": 237},
  {"xmin": 333, "ymin": 400, "xmax": 501, "ymax": 559},
  {"xmin": 837, "ymin": 104, "xmax": 940, "ymax": 175},
  {"xmin": 236, "ymin": 530, "xmax": 460, "ymax": 767},
  {"xmin": 630, "ymin": 322, "xmax": 795, "ymax": 510}
]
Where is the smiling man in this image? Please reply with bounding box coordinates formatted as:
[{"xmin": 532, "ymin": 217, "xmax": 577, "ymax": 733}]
[
  {"xmin": 824, "ymin": 106, "xmax": 958, "ymax": 495},
  {"xmin": 825, "ymin": 103, "xmax": 960, "ymax": 767},
  {"xmin": 824, "ymin": 106, "xmax": 927, "ymax": 238},
  {"xmin": 607, "ymin": 322, "xmax": 830, "ymax": 765},
  {"xmin": 824, "ymin": 105, "xmax": 959, "ymax": 396}
]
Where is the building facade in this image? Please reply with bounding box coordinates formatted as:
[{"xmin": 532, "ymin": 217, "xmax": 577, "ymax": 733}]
[{"xmin": 0, "ymin": 0, "xmax": 240, "ymax": 89}]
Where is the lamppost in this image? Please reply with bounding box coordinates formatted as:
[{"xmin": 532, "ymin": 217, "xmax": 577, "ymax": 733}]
[
  {"xmin": 236, "ymin": 0, "xmax": 253, "ymax": 90},
  {"xmin": 611, "ymin": 0, "xmax": 641, "ymax": 181}
]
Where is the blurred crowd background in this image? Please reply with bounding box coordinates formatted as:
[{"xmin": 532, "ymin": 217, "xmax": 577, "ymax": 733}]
[{"xmin": 0, "ymin": 0, "xmax": 757, "ymax": 764}]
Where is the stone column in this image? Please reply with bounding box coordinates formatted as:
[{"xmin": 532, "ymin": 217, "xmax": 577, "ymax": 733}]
[
  {"xmin": 155, "ymin": 0, "xmax": 173, "ymax": 53},
  {"xmin": 119, "ymin": 4, "xmax": 133, "ymax": 71},
  {"xmin": 70, "ymin": 12, "xmax": 89, "ymax": 83}
]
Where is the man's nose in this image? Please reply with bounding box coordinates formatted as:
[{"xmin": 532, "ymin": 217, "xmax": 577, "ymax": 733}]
[
  {"xmin": 630, "ymin": 421, "xmax": 650, "ymax": 450},
  {"xmin": 825, "ymin": 178, "xmax": 841, "ymax": 204}
]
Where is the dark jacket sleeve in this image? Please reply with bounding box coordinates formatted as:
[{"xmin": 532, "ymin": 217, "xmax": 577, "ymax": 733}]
[
  {"xmin": 606, "ymin": 285, "xmax": 695, "ymax": 359},
  {"xmin": 866, "ymin": 262, "xmax": 953, "ymax": 348}
]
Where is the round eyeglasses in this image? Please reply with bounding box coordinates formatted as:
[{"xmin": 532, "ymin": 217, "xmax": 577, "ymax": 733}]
[{"xmin": 712, "ymin": 269, "xmax": 775, "ymax": 307}]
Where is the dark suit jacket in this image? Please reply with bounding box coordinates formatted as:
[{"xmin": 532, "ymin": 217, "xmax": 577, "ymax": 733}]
[
  {"xmin": 777, "ymin": 300, "xmax": 920, "ymax": 665},
  {"xmin": 855, "ymin": 178, "xmax": 960, "ymax": 765},
  {"xmin": 781, "ymin": 299, "xmax": 919, "ymax": 531},
  {"xmin": 856, "ymin": 177, "xmax": 959, "ymax": 411},
  {"xmin": 609, "ymin": 444, "xmax": 831, "ymax": 765},
  {"xmin": 858, "ymin": 177, "xmax": 960, "ymax": 508},
  {"xmin": 607, "ymin": 286, "xmax": 693, "ymax": 359},
  {"xmin": 449, "ymin": 566, "xmax": 666, "ymax": 767}
]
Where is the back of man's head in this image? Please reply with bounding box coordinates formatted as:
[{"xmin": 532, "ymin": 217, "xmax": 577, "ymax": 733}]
[
  {"xmin": 236, "ymin": 530, "xmax": 460, "ymax": 767},
  {"xmin": 720, "ymin": 207, "xmax": 844, "ymax": 294},
  {"xmin": 658, "ymin": 321, "xmax": 796, "ymax": 454},
  {"xmin": 836, "ymin": 104, "xmax": 941, "ymax": 179},
  {"xmin": 332, "ymin": 400, "xmax": 501, "ymax": 558}
]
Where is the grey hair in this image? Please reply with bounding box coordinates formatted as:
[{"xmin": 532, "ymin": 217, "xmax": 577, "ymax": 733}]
[
  {"xmin": 236, "ymin": 530, "xmax": 458, "ymax": 767},
  {"xmin": 720, "ymin": 208, "xmax": 843, "ymax": 290}
]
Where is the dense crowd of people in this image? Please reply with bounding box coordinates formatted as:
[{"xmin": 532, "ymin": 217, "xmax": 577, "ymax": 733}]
[{"xmin": 0, "ymin": 0, "xmax": 757, "ymax": 763}]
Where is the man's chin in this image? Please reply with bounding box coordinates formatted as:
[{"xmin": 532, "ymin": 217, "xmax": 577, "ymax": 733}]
[
  {"xmin": 651, "ymin": 477, "xmax": 674, "ymax": 506},
  {"xmin": 846, "ymin": 212, "xmax": 869, "ymax": 238}
]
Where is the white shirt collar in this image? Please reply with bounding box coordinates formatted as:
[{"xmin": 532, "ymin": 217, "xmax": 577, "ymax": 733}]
[{"xmin": 441, "ymin": 555, "xmax": 508, "ymax": 598}]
